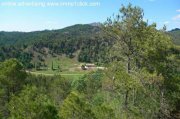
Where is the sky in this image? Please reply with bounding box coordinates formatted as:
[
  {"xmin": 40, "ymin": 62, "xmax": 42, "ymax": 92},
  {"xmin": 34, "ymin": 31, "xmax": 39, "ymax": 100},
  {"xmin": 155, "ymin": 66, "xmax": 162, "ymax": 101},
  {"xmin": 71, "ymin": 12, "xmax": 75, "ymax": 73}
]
[{"xmin": 0, "ymin": 0, "xmax": 180, "ymax": 32}]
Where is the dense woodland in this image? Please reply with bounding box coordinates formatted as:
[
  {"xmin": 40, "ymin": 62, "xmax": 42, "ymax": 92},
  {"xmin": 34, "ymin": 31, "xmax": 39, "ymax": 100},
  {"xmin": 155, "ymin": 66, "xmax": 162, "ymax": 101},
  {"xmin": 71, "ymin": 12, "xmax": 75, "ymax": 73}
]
[
  {"xmin": 169, "ymin": 28, "xmax": 180, "ymax": 45},
  {"xmin": 0, "ymin": 4, "xmax": 180, "ymax": 119},
  {"xmin": 0, "ymin": 24, "xmax": 112, "ymax": 68}
]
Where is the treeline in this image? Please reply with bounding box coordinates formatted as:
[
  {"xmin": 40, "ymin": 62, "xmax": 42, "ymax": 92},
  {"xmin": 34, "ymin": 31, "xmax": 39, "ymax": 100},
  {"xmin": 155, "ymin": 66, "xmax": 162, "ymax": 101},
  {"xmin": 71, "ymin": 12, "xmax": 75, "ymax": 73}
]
[
  {"xmin": 169, "ymin": 28, "xmax": 180, "ymax": 45},
  {"xmin": 0, "ymin": 24, "xmax": 112, "ymax": 67},
  {"xmin": 0, "ymin": 46, "xmax": 33, "ymax": 68}
]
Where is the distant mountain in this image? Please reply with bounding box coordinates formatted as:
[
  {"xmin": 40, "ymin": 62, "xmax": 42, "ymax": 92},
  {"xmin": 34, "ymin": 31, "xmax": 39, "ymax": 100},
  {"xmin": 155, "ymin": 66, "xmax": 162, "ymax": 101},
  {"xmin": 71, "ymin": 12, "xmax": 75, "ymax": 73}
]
[
  {"xmin": 89, "ymin": 22, "xmax": 101, "ymax": 27},
  {"xmin": 0, "ymin": 24, "xmax": 112, "ymax": 68},
  {"xmin": 0, "ymin": 24, "xmax": 101, "ymax": 46},
  {"xmin": 170, "ymin": 28, "xmax": 180, "ymax": 31},
  {"xmin": 168, "ymin": 28, "xmax": 180, "ymax": 45}
]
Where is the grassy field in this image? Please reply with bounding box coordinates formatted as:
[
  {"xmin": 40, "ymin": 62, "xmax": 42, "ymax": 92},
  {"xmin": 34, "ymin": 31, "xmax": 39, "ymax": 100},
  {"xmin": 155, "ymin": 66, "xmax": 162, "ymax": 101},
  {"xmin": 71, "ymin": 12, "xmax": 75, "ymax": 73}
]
[
  {"xmin": 45, "ymin": 55, "xmax": 80, "ymax": 70},
  {"xmin": 27, "ymin": 71, "xmax": 85, "ymax": 80},
  {"xmin": 30, "ymin": 55, "xmax": 90, "ymax": 80}
]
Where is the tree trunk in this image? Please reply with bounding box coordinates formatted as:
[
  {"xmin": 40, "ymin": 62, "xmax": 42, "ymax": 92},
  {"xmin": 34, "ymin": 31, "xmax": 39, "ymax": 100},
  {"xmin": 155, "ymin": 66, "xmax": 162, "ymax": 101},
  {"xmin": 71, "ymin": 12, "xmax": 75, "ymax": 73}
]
[
  {"xmin": 127, "ymin": 56, "xmax": 131, "ymax": 74},
  {"xmin": 125, "ymin": 90, "xmax": 129, "ymax": 109}
]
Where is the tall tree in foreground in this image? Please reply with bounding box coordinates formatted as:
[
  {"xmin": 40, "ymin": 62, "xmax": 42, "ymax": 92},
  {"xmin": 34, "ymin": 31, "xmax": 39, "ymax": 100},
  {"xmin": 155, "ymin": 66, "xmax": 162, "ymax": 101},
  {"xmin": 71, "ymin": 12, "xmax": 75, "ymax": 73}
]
[
  {"xmin": 103, "ymin": 3, "xmax": 174, "ymax": 118},
  {"xmin": 104, "ymin": 3, "xmax": 145, "ymax": 73},
  {"xmin": 0, "ymin": 59, "xmax": 27, "ymax": 117},
  {"xmin": 104, "ymin": 4, "xmax": 147, "ymax": 111}
]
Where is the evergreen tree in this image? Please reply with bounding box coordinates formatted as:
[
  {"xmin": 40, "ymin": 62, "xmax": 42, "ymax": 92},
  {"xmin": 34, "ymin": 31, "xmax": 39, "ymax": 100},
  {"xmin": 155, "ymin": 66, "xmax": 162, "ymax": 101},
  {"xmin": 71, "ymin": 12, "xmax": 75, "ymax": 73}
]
[{"xmin": 8, "ymin": 86, "xmax": 59, "ymax": 119}]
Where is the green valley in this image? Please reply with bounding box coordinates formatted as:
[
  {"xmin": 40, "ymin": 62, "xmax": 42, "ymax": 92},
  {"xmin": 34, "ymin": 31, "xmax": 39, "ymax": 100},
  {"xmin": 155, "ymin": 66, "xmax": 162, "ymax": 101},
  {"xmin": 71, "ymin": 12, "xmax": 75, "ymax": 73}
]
[{"xmin": 0, "ymin": 3, "xmax": 180, "ymax": 119}]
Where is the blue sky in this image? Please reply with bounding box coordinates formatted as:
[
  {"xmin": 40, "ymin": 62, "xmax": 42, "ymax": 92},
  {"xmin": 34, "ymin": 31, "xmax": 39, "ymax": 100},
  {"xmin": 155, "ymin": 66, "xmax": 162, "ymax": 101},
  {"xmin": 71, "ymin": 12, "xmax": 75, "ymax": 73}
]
[{"xmin": 0, "ymin": 0, "xmax": 180, "ymax": 32}]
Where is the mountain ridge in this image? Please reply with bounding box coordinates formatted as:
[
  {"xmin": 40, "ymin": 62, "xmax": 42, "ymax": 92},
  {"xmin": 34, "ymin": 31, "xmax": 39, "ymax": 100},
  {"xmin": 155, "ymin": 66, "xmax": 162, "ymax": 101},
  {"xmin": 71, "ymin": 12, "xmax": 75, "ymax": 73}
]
[{"xmin": 169, "ymin": 28, "xmax": 180, "ymax": 45}]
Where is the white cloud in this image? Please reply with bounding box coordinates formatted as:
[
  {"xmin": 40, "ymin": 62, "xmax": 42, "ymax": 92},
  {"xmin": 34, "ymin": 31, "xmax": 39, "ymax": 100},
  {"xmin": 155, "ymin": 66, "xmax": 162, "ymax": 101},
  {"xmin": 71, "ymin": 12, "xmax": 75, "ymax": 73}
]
[
  {"xmin": 176, "ymin": 9, "xmax": 180, "ymax": 12},
  {"xmin": 172, "ymin": 14, "xmax": 180, "ymax": 21},
  {"xmin": 163, "ymin": 21, "xmax": 169, "ymax": 24},
  {"xmin": 149, "ymin": 19, "xmax": 153, "ymax": 21},
  {"xmin": 143, "ymin": 18, "xmax": 147, "ymax": 21}
]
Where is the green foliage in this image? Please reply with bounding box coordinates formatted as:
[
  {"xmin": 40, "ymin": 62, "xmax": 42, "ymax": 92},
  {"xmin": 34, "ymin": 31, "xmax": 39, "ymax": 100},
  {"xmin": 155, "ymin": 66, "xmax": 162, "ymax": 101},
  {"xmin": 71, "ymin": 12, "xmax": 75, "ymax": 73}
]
[
  {"xmin": 0, "ymin": 47, "xmax": 33, "ymax": 69},
  {"xmin": 8, "ymin": 85, "xmax": 59, "ymax": 119},
  {"xmin": 0, "ymin": 88, "xmax": 5, "ymax": 118},
  {"xmin": 93, "ymin": 105, "xmax": 116, "ymax": 119},
  {"xmin": 0, "ymin": 24, "xmax": 111, "ymax": 65},
  {"xmin": 103, "ymin": 3, "xmax": 179, "ymax": 118},
  {"xmin": 59, "ymin": 91, "xmax": 96, "ymax": 119},
  {"xmin": 0, "ymin": 59, "xmax": 27, "ymax": 118},
  {"xmin": 71, "ymin": 78, "xmax": 87, "ymax": 93},
  {"xmin": 72, "ymin": 70, "xmax": 104, "ymax": 98},
  {"xmin": 169, "ymin": 28, "xmax": 180, "ymax": 45},
  {"xmin": 105, "ymin": 62, "xmax": 162, "ymax": 118},
  {"xmin": 164, "ymin": 67, "xmax": 180, "ymax": 109},
  {"xmin": 49, "ymin": 76, "xmax": 72, "ymax": 107},
  {"xmin": 113, "ymin": 63, "xmax": 142, "ymax": 92},
  {"xmin": 0, "ymin": 59, "xmax": 27, "ymax": 88}
]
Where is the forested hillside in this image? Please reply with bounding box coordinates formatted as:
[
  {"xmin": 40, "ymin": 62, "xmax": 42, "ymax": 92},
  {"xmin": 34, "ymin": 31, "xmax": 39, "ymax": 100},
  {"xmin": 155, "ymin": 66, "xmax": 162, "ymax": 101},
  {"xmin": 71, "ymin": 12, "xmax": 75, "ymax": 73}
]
[
  {"xmin": 0, "ymin": 24, "xmax": 100, "ymax": 46},
  {"xmin": 0, "ymin": 24, "xmax": 112, "ymax": 68},
  {"xmin": 169, "ymin": 28, "xmax": 180, "ymax": 45}
]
